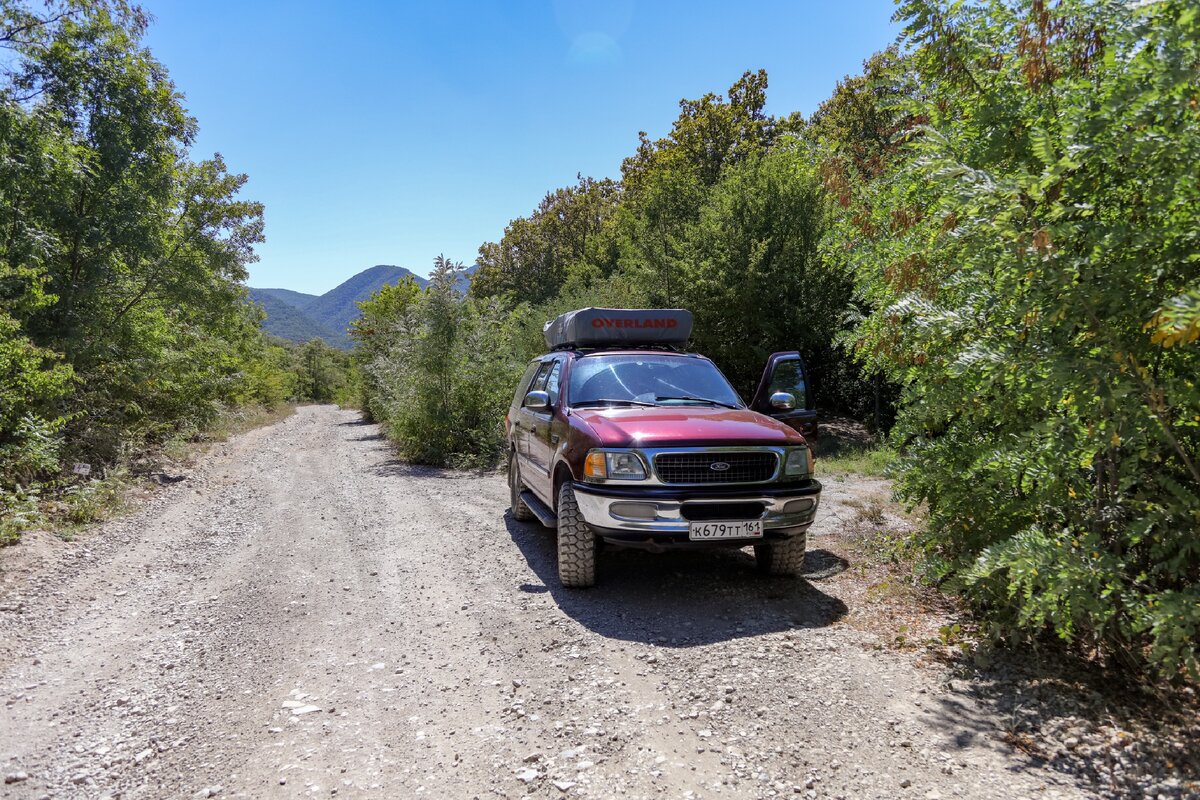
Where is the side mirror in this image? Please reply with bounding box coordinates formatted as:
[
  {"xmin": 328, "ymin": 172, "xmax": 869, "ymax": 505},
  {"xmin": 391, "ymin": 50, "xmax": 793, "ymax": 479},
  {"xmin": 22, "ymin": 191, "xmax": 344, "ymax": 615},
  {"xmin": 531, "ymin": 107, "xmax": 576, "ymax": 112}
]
[
  {"xmin": 523, "ymin": 390, "xmax": 551, "ymax": 410},
  {"xmin": 769, "ymin": 391, "xmax": 796, "ymax": 411}
]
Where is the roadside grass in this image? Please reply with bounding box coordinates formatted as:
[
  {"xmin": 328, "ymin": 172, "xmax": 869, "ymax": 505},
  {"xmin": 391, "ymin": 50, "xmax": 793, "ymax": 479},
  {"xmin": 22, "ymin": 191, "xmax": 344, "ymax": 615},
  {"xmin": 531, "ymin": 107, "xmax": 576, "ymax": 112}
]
[
  {"xmin": 1, "ymin": 469, "xmax": 132, "ymax": 545},
  {"xmin": 167, "ymin": 403, "xmax": 296, "ymax": 464},
  {"xmin": 818, "ymin": 444, "xmax": 895, "ymax": 477},
  {"xmin": 825, "ymin": 493, "xmax": 953, "ymax": 650},
  {"xmin": 814, "ymin": 414, "xmax": 894, "ymax": 477},
  {"xmin": 1, "ymin": 403, "xmax": 296, "ymax": 546}
]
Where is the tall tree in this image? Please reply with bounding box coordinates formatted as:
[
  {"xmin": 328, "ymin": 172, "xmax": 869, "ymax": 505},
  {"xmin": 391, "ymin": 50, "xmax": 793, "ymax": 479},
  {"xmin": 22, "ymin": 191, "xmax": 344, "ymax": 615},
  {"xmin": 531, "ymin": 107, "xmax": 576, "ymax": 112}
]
[
  {"xmin": 471, "ymin": 175, "xmax": 620, "ymax": 305},
  {"xmin": 0, "ymin": 0, "xmax": 265, "ymax": 472},
  {"xmin": 618, "ymin": 70, "xmax": 803, "ymax": 306}
]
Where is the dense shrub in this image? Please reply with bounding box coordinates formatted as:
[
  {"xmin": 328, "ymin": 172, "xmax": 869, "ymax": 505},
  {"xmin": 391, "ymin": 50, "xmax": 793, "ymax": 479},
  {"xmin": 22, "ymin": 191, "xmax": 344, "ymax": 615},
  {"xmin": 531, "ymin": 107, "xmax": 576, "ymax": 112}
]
[
  {"xmin": 836, "ymin": 0, "xmax": 1200, "ymax": 677},
  {"xmin": 355, "ymin": 257, "xmax": 530, "ymax": 468}
]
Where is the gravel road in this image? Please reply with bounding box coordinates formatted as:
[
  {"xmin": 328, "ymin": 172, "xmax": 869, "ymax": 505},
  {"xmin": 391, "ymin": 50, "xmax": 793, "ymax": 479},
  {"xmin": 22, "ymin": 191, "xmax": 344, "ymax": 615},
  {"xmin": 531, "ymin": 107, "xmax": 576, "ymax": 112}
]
[{"xmin": 0, "ymin": 405, "xmax": 1090, "ymax": 799}]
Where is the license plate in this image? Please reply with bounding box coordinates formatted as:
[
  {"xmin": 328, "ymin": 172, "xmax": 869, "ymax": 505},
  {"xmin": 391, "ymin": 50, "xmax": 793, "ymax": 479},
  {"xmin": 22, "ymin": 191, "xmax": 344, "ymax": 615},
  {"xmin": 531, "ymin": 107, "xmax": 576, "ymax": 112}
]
[{"xmin": 688, "ymin": 520, "xmax": 764, "ymax": 541}]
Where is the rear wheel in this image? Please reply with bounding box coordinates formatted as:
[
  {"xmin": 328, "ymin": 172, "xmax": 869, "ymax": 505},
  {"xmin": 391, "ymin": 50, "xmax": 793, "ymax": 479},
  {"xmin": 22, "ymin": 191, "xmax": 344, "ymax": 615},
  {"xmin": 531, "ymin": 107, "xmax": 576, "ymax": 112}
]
[
  {"xmin": 755, "ymin": 534, "xmax": 807, "ymax": 576},
  {"xmin": 556, "ymin": 482, "xmax": 596, "ymax": 588},
  {"xmin": 509, "ymin": 452, "xmax": 534, "ymax": 522}
]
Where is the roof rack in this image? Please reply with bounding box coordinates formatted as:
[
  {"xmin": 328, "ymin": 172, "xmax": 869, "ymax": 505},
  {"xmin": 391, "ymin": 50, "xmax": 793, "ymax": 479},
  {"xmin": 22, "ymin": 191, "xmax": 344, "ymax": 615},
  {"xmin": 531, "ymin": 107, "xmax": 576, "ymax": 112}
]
[
  {"xmin": 543, "ymin": 308, "xmax": 693, "ymax": 350},
  {"xmin": 554, "ymin": 343, "xmax": 687, "ymax": 353}
]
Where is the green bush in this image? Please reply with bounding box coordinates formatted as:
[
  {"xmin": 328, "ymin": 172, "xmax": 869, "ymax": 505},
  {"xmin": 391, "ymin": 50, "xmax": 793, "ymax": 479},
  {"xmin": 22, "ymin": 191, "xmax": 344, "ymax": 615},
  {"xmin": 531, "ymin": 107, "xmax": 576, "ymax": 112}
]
[
  {"xmin": 836, "ymin": 0, "xmax": 1200, "ymax": 677},
  {"xmin": 0, "ymin": 296, "xmax": 73, "ymax": 491},
  {"xmin": 356, "ymin": 257, "xmax": 530, "ymax": 468}
]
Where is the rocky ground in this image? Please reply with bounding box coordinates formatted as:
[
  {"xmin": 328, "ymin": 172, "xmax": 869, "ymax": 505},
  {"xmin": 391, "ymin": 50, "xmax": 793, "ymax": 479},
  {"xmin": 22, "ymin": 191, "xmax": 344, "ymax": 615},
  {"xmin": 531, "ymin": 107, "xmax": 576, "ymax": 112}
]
[{"xmin": 0, "ymin": 405, "xmax": 1194, "ymax": 799}]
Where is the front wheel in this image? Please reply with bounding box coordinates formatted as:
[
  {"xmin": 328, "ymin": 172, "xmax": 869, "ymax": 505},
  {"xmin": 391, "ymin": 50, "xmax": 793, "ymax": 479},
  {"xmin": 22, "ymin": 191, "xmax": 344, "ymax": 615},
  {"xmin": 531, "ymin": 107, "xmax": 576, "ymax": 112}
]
[
  {"xmin": 509, "ymin": 452, "xmax": 535, "ymax": 522},
  {"xmin": 556, "ymin": 482, "xmax": 596, "ymax": 588},
  {"xmin": 754, "ymin": 534, "xmax": 807, "ymax": 576}
]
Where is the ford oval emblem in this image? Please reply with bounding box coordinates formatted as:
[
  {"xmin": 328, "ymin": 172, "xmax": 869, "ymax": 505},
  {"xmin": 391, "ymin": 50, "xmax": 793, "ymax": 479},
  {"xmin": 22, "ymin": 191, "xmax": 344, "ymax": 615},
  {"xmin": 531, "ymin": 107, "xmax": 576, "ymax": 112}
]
[{"xmin": 710, "ymin": 461, "xmax": 731, "ymax": 472}]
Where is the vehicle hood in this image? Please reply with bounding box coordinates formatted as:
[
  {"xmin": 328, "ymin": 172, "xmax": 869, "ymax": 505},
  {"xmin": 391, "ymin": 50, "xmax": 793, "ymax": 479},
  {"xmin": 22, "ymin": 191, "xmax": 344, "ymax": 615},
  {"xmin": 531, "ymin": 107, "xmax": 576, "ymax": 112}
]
[{"xmin": 571, "ymin": 406, "xmax": 805, "ymax": 448}]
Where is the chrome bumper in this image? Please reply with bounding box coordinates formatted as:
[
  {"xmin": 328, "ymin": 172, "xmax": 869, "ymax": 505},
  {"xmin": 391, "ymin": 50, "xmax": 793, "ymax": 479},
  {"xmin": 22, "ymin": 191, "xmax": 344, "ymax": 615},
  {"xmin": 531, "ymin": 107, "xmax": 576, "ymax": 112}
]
[{"xmin": 572, "ymin": 484, "xmax": 820, "ymax": 535}]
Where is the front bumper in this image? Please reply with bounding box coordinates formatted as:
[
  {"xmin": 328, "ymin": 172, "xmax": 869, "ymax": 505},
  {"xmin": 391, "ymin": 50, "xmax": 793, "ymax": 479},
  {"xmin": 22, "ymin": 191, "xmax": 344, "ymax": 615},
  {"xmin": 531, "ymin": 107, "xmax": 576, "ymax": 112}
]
[{"xmin": 572, "ymin": 479, "xmax": 821, "ymax": 550}]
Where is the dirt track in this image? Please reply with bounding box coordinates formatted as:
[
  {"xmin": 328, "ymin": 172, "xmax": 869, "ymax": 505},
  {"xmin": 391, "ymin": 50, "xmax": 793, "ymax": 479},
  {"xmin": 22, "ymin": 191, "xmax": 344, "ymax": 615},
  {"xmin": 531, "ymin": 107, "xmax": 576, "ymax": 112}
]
[{"xmin": 0, "ymin": 405, "xmax": 1088, "ymax": 799}]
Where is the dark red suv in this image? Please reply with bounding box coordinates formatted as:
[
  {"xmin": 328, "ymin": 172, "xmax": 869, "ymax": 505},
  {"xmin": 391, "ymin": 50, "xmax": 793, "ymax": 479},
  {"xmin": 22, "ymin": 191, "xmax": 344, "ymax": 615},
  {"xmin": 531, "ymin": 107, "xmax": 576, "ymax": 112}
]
[{"xmin": 506, "ymin": 308, "xmax": 821, "ymax": 588}]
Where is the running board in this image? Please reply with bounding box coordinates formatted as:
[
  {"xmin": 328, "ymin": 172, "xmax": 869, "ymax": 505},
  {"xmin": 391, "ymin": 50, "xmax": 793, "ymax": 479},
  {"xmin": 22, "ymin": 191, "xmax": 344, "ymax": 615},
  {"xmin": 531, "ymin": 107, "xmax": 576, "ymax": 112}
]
[{"xmin": 520, "ymin": 490, "xmax": 558, "ymax": 528}]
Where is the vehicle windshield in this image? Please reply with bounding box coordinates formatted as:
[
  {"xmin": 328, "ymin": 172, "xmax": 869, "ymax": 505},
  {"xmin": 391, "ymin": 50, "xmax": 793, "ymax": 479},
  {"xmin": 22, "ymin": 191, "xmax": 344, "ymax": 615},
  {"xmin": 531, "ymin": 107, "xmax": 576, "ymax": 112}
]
[{"xmin": 568, "ymin": 354, "xmax": 743, "ymax": 408}]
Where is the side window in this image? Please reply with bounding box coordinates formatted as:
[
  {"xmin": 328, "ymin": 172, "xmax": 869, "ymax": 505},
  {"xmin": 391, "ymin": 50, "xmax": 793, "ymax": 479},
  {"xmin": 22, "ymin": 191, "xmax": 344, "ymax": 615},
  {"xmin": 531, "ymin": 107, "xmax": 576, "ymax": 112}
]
[
  {"xmin": 512, "ymin": 362, "xmax": 541, "ymax": 408},
  {"xmin": 768, "ymin": 359, "xmax": 808, "ymax": 409},
  {"xmin": 544, "ymin": 360, "xmax": 563, "ymax": 407},
  {"xmin": 529, "ymin": 361, "xmax": 553, "ymax": 393}
]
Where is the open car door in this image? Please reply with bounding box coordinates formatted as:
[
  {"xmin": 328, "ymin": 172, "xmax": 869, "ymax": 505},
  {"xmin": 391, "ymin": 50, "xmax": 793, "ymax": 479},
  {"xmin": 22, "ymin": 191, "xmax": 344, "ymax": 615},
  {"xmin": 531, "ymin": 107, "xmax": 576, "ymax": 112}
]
[{"xmin": 750, "ymin": 351, "xmax": 819, "ymax": 445}]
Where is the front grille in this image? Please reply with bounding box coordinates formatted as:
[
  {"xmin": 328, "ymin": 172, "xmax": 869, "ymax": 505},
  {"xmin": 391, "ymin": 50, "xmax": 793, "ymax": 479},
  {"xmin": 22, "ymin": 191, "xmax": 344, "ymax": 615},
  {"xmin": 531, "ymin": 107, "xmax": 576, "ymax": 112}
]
[
  {"xmin": 680, "ymin": 502, "xmax": 766, "ymax": 521},
  {"xmin": 654, "ymin": 452, "xmax": 777, "ymax": 484}
]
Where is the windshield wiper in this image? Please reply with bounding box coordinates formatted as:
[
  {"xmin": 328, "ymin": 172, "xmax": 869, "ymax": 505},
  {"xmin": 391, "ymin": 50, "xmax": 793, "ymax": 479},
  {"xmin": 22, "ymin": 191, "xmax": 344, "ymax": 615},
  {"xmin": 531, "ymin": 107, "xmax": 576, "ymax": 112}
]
[
  {"xmin": 655, "ymin": 395, "xmax": 741, "ymax": 409},
  {"xmin": 572, "ymin": 398, "xmax": 658, "ymax": 408}
]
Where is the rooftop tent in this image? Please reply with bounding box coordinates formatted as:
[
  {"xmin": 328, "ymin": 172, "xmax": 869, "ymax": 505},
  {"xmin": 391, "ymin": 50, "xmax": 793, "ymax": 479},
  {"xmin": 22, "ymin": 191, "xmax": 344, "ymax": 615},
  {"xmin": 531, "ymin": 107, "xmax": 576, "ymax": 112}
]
[{"xmin": 543, "ymin": 308, "xmax": 693, "ymax": 350}]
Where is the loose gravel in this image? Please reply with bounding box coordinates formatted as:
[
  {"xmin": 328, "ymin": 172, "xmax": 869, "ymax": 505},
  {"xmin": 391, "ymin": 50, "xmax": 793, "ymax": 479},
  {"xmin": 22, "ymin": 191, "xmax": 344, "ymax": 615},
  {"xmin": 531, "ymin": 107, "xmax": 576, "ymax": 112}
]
[{"xmin": 0, "ymin": 406, "xmax": 1189, "ymax": 799}]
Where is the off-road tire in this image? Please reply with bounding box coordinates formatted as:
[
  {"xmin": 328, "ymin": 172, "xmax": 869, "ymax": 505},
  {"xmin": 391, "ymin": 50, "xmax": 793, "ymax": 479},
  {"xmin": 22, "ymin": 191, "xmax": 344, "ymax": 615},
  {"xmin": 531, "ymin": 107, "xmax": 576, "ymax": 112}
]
[
  {"xmin": 556, "ymin": 482, "xmax": 596, "ymax": 588},
  {"xmin": 755, "ymin": 533, "xmax": 807, "ymax": 577},
  {"xmin": 509, "ymin": 452, "xmax": 535, "ymax": 522}
]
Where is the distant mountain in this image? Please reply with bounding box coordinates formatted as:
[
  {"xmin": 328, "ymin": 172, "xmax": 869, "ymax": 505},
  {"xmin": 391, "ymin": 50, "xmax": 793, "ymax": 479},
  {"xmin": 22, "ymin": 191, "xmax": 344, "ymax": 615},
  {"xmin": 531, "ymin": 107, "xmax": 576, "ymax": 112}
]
[
  {"xmin": 247, "ymin": 290, "xmax": 344, "ymax": 346},
  {"xmin": 452, "ymin": 264, "xmax": 479, "ymax": 295},
  {"xmin": 251, "ymin": 287, "xmax": 319, "ymax": 310},
  {"xmin": 303, "ymin": 265, "xmax": 427, "ymax": 340},
  {"xmin": 247, "ymin": 263, "xmax": 474, "ymax": 349}
]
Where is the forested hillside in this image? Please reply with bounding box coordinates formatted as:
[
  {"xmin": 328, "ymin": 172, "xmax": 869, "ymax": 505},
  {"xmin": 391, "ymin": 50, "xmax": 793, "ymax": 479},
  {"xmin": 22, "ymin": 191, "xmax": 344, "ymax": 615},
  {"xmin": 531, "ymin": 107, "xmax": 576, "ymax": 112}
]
[
  {"xmin": 247, "ymin": 264, "xmax": 460, "ymax": 348},
  {"xmin": 246, "ymin": 290, "xmax": 339, "ymax": 344},
  {"xmin": 355, "ymin": 0, "xmax": 1200, "ymax": 679},
  {"xmin": 303, "ymin": 265, "xmax": 423, "ymax": 340},
  {"xmin": 250, "ymin": 287, "xmax": 319, "ymax": 311},
  {"xmin": 0, "ymin": 0, "xmax": 354, "ymax": 542}
]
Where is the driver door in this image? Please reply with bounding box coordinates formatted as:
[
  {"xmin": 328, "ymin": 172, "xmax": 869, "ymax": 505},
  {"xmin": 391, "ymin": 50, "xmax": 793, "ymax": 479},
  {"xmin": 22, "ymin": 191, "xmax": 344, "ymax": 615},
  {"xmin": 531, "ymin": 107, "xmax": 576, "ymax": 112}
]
[
  {"xmin": 750, "ymin": 351, "xmax": 819, "ymax": 444},
  {"xmin": 523, "ymin": 358, "xmax": 563, "ymax": 505}
]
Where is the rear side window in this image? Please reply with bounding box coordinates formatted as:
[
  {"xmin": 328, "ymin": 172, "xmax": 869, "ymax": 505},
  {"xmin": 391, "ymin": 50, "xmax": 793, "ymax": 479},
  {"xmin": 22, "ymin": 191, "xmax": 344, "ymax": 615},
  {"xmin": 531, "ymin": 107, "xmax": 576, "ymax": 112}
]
[
  {"xmin": 512, "ymin": 362, "xmax": 541, "ymax": 408},
  {"xmin": 529, "ymin": 361, "xmax": 553, "ymax": 392}
]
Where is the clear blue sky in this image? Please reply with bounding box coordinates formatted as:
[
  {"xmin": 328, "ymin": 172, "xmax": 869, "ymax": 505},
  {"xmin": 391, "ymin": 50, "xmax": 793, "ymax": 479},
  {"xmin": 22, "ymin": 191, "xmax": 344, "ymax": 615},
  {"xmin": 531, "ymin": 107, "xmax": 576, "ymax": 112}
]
[{"xmin": 142, "ymin": 0, "xmax": 900, "ymax": 295}]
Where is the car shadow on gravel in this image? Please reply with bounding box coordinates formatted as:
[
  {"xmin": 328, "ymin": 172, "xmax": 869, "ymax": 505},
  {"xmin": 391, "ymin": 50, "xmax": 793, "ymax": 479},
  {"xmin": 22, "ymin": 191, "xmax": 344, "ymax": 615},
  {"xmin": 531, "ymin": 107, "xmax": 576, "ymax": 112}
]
[{"xmin": 505, "ymin": 516, "xmax": 848, "ymax": 646}]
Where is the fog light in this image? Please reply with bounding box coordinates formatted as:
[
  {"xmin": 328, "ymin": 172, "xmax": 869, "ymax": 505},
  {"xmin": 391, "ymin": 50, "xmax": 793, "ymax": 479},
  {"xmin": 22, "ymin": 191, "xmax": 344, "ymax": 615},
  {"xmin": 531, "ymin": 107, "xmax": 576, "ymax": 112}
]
[
  {"xmin": 783, "ymin": 498, "xmax": 815, "ymax": 514},
  {"xmin": 610, "ymin": 502, "xmax": 657, "ymax": 520}
]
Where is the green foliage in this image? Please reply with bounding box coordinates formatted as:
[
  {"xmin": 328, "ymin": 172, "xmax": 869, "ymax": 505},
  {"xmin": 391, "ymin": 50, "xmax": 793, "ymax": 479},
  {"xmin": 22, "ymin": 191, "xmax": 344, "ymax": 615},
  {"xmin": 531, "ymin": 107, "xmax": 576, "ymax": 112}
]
[
  {"xmin": 235, "ymin": 339, "xmax": 298, "ymax": 408},
  {"xmin": 836, "ymin": 0, "xmax": 1200, "ymax": 677},
  {"xmin": 470, "ymin": 71, "xmax": 878, "ymax": 413},
  {"xmin": 471, "ymin": 176, "xmax": 621, "ymax": 305},
  {"xmin": 293, "ymin": 338, "xmax": 356, "ymax": 405},
  {"xmin": 0, "ymin": 485, "xmax": 42, "ymax": 545},
  {"xmin": 0, "ymin": 271, "xmax": 73, "ymax": 488},
  {"xmin": 631, "ymin": 145, "xmax": 851, "ymax": 399},
  {"xmin": 356, "ymin": 257, "xmax": 527, "ymax": 468},
  {"xmin": 0, "ymin": 0, "xmax": 297, "ymax": 541}
]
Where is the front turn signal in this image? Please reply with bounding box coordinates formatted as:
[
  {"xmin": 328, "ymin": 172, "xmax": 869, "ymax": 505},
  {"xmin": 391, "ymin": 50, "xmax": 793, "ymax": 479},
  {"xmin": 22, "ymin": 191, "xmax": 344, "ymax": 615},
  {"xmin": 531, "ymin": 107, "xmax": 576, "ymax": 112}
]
[{"xmin": 584, "ymin": 451, "xmax": 607, "ymax": 481}]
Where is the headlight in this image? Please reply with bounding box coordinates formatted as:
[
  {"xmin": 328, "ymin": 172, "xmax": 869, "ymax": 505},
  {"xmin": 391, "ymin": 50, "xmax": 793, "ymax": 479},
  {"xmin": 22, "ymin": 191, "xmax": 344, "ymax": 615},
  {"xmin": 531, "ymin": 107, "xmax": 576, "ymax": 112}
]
[
  {"xmin": 784, "ymin": 447, "xmax": 810, "ymax": 476},
  {"xmin": 583, "ymin": 449, "xmax": 647, "ymax": 481}
]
